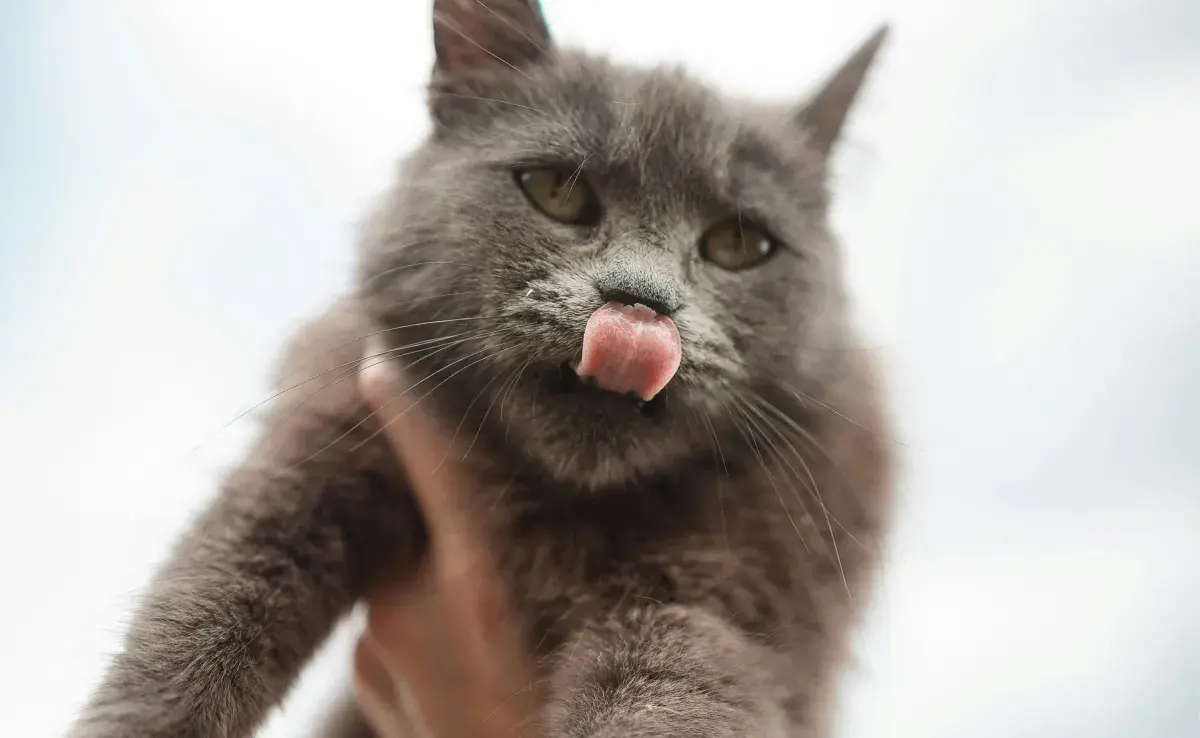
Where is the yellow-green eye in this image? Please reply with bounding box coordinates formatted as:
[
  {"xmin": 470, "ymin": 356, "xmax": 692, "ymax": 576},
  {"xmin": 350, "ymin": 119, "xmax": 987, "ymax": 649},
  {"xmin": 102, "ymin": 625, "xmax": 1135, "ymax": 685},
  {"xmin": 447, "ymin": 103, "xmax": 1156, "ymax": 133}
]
[
  {"xmin": 515, "ymin": 167, "xmax": 601, "ymax": 225},
  {"xmin": 699, "ymin": 218, "xmax": 778, "ymax": 271}
]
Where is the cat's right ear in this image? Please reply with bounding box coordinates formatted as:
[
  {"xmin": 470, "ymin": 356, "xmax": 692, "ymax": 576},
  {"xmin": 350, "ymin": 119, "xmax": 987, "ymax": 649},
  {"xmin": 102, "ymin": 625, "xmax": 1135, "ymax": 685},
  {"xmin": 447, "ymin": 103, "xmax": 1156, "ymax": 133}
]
[{"xmin": 431, "ymin": 0, "xmax": 553, "ymax": 83}]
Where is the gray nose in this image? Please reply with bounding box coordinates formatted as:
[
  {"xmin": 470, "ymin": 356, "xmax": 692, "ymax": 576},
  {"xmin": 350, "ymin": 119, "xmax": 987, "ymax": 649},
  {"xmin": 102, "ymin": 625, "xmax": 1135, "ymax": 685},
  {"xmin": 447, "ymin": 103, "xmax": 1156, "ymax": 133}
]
[
  {"xmin": 593, "ymin": 250, "xmax": 684, "ymax": 316},
  {"xmin": 595, "ymin": 271, "xmax": 683, "ymax": 316}
]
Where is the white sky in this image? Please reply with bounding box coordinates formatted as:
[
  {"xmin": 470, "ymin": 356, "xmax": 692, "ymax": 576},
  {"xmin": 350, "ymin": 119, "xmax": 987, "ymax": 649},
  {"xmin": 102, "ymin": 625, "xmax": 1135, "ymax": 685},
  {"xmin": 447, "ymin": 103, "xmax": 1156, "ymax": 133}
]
[{"xmin": 1, "ymin": 1, "xmax": 1197, "ymax": 736}]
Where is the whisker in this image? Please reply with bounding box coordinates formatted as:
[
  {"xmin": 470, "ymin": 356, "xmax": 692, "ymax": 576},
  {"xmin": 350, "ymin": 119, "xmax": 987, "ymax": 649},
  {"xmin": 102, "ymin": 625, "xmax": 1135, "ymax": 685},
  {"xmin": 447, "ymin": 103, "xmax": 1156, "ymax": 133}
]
[
  {"xmin": 529, "ymin": 368, "xmax": 542, "ymax": 422},
  {"xmin": 799, "ymin": 343, "xmax": 893, "ymax": 353},
  {"xmin": 701, "ymin": 411, "xmax": 729, "ymax": 477},
  {"xmin": 472, "ymin": 0, "xmax": 549, "ymax": 56},
  {"xmin": 721, "ymin": 400, "xmax": 810, "ymax": 554},
  {"xmin": 777, "ymin": 380, "xmax": 908, "ymax": 448},
  {"xmin": 433, "ymin": 11, "xmax": 542, "ymax": 86},
  {"xmin": 500, "ymin": 357, "xmax": 534, "ymax": 425},
  {"xmin": 433, "ymin": 357, "xmax": 514, "ymax": 473},
  {"xmin": 734, "ymin": 401, "xmax": 817, "ymax": 555},
  {"xmin": 349, "ymin": 340, "xmax": 528, "ymax": 456},
  {"xmin": 744, "ymin": 391, "xmax": 864, "ymax": 549},
  {"xmin": 465, "ymin": 352, "xmax": 530, "ymax": 460},
  {"xmin": 265, "ymin": 329, "xmax": 512, "ymax": 458},
  {"xmin": 736, "ymin": 400, "xmax": 815, "ymax": 520},
  {"xmin": 200, "ymin": 331, "xmax": 482, "ymax": 450},
  {"xmin": 294, "ymin": 339, "xmax": 517, "ymax": 466},
  {"xmin": 530, "ymin": 602, "xmax": 580, "ymax": 656},
  {"xmin": 694, "ymin": 409, "xmax": 729, "ymax": 549},
  {"xmin": 426, "ymin": 90, "xmax": 547, "ymax": 113},
  {"xmin": 739, "ymin": 398, "xmax": 851, "ymax": 601},
  {"xmin": 477, "ymin": 677, "xmax": 541, "ymax": 729},
  {"xmin": 314, "ymin": 314, "xmax": 504, "ymax": 368},
  {"xmin": 563, "ymin": 154, "xmax": 592, "ymax": 201},
  {"xmin": 386, "ymin": 290, "xmax": 476, "ymax": 309},
  {"xmin": 359, "ymin": 261, "xmax": 469, "ymax": 290},
  {"xmin": 487, "ymin": 468, "xmax": 522, "ymax": 513}
]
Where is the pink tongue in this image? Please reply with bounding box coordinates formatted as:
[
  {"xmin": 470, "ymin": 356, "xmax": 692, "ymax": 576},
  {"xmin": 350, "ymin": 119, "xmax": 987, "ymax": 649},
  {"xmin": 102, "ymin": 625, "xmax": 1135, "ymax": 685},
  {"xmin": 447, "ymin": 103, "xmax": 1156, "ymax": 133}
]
[{"xmin": 576, "ymin": 302, "xmax": 682, "ymax": 401}]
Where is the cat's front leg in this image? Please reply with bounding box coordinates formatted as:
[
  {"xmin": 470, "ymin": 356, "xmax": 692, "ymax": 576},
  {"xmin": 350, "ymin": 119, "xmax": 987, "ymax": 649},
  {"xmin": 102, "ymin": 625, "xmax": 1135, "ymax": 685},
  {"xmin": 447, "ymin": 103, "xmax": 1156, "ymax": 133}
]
[
  {"xmin": 67, "ymin": 429, "xmax": 422, "ymax": 738},
  {"xmin": 68, "ymin": 303, "xmax": 426, "ymax": 738},
  {"xmin": 542, "ymin": 604, "xmax": 790, "ymax": 738}
]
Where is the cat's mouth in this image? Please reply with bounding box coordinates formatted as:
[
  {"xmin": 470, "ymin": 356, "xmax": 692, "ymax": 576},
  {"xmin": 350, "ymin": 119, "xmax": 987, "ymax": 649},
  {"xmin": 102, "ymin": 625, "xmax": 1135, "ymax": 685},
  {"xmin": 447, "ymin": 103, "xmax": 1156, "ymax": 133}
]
[
  {"xmin": 533, "ymin": 301, "xmax": 679, "ymax": 421},
  {"xmin": 546, "ymin": 361, "xmax": 667, "ymax": 420}
]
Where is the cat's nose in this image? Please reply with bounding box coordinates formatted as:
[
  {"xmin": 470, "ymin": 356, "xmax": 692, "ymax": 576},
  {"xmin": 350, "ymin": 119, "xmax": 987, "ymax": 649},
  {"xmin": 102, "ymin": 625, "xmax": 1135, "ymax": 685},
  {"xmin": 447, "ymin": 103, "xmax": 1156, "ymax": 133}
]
[
  {"xmin": 594, "ymin": 260, "xmax": 683, "ymax": 317},
  {"xmin": 597, "ymin": 287, "xmax": 679, "ymax": 317}
]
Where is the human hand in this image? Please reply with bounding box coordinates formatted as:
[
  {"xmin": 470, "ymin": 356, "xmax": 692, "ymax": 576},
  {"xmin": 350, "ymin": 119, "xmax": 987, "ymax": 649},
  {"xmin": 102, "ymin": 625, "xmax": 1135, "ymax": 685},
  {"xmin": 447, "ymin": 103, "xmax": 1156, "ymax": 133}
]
[{"xmin": 353, "ymin": 354, "xmax": 537, "ymax": 738}]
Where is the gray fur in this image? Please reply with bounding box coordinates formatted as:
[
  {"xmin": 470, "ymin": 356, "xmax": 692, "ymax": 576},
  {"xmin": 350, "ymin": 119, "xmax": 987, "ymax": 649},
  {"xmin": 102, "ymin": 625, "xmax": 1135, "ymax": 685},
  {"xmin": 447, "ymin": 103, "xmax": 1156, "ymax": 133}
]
[{"xmin": 68, "ymin": 2, "xmax": 894, "ymax": 736}]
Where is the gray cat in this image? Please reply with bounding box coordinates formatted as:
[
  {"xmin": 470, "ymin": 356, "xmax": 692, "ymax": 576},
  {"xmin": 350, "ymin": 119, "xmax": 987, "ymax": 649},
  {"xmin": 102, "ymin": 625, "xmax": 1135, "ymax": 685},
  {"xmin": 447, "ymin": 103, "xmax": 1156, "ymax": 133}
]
[{"xmin": 68, "ymin": 1, "xmax": 894, "ymax": 736}]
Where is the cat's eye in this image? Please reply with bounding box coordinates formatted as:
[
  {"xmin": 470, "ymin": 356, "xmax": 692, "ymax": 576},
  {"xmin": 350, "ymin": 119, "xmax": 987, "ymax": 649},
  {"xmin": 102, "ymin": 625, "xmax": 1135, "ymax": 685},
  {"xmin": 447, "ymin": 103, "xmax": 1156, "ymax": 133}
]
[
  {"xmin": 515, "ymin": 167, "xmax": 602, "ymax": 226},
  {"xmin": 699, "ymin": 218, "xmax": 778, "ymax": 271}
]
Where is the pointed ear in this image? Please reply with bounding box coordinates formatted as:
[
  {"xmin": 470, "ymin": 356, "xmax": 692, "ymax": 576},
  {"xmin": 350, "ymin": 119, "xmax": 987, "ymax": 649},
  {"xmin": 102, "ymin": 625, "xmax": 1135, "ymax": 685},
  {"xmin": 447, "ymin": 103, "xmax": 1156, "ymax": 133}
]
[
  {"xmin": 432, "ymin": 0, "xmax": 553, "ymax": 80},
  {"xmin": 795, "ymin": 24, "xmax": 890, "ymax": 157}
]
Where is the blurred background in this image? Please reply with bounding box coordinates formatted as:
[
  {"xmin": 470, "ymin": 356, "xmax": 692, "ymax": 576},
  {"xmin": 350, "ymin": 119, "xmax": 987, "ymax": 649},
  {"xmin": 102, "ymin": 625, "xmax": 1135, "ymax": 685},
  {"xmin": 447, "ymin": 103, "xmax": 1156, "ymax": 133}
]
[{"xmin": 2, "ymin": 0, "xmax": 1197, "ymax": 736}]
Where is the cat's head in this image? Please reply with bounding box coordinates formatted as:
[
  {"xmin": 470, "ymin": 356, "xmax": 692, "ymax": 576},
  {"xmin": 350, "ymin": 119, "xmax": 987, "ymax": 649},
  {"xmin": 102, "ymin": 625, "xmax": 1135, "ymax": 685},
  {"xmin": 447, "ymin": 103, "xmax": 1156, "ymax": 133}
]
[{"xmin": 358, "ymin": 0, "xmax": 887, "ymax": 490}]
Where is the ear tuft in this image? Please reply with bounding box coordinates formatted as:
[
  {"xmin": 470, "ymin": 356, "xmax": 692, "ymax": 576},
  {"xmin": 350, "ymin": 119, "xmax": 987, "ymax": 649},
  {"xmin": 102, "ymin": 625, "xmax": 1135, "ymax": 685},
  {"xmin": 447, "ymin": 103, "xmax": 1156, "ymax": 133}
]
[
  {"xmin": 795, "ymin": 24, "xmax": 890, "ymax": 157},
  {"xmin": 432, "ymin": 0, "xmax": 553, "ymax": 80}
]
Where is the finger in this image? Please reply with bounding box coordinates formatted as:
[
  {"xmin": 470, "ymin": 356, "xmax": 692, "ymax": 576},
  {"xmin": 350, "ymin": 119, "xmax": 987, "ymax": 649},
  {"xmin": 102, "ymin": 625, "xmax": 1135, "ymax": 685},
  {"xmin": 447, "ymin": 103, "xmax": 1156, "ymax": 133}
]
[
  {"xmin": 359, "ymin": 342, "xmax": 474, "ymax": 546},
  {"xmin": 352, "ymin": 636, "xmax": 421, "ymax": 738},
  {"xmin": 364, "ymin": 547, "xmax": 503, "ymax": 672},
  {"xmin": 357, "ymin": 627, "xmax": 486, "ymax": 738},
  {"xmin": 351, "ymin": 637, "xmax": 401, "ymax": 737},
  {"xmin": 358, "ymin": 624, "xmax": 535, "ymax": 738}
]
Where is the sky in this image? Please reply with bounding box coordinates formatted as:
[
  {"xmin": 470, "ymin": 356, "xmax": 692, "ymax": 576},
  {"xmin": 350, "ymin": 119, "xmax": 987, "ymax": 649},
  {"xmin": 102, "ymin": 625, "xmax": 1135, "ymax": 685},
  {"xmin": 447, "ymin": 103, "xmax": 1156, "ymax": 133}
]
[{"xmin": 1, "ymin": 0, "xmax": 1197, "ymax": 736}]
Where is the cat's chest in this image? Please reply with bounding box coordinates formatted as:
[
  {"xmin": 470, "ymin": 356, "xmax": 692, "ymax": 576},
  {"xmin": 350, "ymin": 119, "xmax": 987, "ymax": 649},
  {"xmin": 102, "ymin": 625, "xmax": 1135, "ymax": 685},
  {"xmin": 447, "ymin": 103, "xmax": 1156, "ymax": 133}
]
[{"xmin": 465, "ymin": 477, "xmax": 815, "ymax": 656}]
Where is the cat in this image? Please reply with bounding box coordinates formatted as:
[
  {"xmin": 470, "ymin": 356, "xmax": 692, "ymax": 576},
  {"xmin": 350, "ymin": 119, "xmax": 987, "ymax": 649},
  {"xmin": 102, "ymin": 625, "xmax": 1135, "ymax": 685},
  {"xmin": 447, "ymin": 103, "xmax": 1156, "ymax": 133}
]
[{"xmin": 68, "ymin": 1, "xmax": 894, "ymax": 736}]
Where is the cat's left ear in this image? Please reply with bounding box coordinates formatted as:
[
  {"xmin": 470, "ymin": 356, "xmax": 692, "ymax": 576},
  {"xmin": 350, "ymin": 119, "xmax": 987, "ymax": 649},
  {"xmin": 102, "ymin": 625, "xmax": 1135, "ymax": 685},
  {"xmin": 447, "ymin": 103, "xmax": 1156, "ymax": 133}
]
[
  {"xmin": 794, "ymin": 24, "xmax": 890, "ymax": 158},
  {"xmin": 432, "ymin": 0, "xmax": 553, "ymax": 81}
]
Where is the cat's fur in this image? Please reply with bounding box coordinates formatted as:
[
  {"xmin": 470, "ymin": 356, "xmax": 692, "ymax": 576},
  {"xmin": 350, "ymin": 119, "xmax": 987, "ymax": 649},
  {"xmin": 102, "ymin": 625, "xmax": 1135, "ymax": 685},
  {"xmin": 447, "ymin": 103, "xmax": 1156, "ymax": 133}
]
[{"xmin": 69, "ymin": 2, "xmax": 894, "ymax": 736}]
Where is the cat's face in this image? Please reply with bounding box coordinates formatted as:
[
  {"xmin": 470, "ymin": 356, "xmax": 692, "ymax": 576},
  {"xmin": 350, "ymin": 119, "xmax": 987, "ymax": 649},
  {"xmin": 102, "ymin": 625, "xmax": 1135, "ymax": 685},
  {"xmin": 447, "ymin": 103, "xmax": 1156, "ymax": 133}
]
[{"xmin": 357, "ymin": 1, "xmax": 885, "ymax": 490}]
